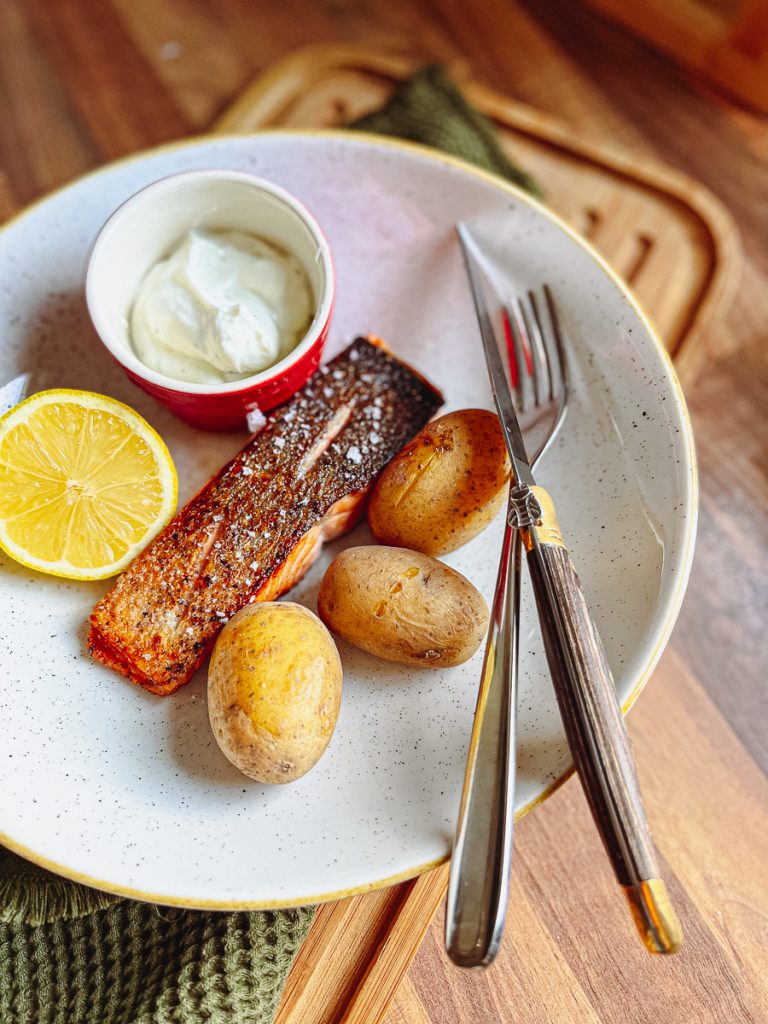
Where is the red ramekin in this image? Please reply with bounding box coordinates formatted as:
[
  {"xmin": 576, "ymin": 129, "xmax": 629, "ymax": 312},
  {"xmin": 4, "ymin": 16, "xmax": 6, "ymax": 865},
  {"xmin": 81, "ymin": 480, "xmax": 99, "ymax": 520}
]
[{"xmin": 85, "ymin": 170, "xmax": 335, "ymax": 431}]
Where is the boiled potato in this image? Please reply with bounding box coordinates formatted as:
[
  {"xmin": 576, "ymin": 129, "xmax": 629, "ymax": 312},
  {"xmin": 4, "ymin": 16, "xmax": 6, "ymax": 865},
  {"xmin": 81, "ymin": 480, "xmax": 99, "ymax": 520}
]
[
  {"xmin": 368, "ymin": 409, "xmax": 510, "ymax": 556},
  {"xmin": 317, "ymin": 546, "xmax": 488, "ymax": 668},
  {"xmin": 208, "ymin": 602, "xmax": 342, "ymax": 784}
]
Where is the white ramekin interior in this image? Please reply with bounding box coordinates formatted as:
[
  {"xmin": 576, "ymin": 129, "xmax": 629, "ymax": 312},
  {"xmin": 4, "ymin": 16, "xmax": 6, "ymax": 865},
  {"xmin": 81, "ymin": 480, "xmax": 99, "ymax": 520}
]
[{"xmin": 85, "ymin": 170, "xmax": 333, "ymax": 394}]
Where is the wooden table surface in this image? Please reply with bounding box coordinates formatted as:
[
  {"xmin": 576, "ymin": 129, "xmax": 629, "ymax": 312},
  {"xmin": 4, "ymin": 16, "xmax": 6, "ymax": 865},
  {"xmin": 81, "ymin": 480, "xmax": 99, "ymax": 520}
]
[{"xmin": 2, "ymin": 3, "xmax": 766, "ymax": 1023}]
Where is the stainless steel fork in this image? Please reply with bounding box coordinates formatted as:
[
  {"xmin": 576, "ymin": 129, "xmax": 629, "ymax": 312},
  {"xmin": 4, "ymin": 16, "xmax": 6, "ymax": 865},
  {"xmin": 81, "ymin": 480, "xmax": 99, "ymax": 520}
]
[{"xmin": 445, "ymin": 283, "xmax": 570, "ymax": 968}]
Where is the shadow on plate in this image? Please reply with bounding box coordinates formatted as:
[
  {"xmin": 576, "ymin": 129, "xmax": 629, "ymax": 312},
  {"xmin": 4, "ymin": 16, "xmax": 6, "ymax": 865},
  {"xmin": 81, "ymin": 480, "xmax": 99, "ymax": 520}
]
[
  {"xmin": 165, "ymin": 663, "xmax": 284, "ymax": 803},
  {"xmin": 18, "ymin": 288, "xmax": 130, "ymax": 397}
]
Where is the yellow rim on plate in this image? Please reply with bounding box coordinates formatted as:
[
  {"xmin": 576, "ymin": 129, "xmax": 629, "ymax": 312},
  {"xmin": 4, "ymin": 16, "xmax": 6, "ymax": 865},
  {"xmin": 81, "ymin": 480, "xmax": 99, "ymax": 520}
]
[{"xmin": 0, "ymin": 129, "xmax": 698, "ymax": 909}]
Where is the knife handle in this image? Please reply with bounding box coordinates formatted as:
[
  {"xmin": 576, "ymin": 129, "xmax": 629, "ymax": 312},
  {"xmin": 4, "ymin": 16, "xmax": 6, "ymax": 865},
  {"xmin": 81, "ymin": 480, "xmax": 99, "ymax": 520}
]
[{"xmin": 516, "ymin": 485, "xmax": 682, "ymax": 955}]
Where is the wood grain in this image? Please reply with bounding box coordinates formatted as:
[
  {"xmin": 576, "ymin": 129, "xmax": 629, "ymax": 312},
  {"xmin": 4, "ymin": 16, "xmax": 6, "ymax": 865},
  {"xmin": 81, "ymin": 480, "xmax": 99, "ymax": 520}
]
[
  {"xmin": 404, "ymin": 653, "xmax": 768, "ymax": 1024},
  {"xmin": 0, "ymin": 3, "xmax": 765, "ymax": 1023},
  {"xmin": 587, "ymin": 0, "xmax": 768, "ymax": 114},
  {"xmin": 525, "ymin": 539, "xmax": 661, "ymax": 893},
  {"xmin": 273, "ymin": 868, "xmax": 449, "ymax": 1024}
]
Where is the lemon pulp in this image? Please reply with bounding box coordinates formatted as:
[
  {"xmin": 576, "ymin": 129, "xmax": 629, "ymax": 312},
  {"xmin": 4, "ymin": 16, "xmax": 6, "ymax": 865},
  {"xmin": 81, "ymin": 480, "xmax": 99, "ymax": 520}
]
[{"xmin": 0, "ymin": 390, "xmax": 177, "ymax": 579}]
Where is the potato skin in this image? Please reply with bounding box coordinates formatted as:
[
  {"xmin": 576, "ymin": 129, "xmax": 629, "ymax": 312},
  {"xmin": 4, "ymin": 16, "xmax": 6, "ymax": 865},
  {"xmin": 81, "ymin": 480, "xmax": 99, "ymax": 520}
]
[
  {"xmin": 368, "ymin": 409, "xmax": 511, "ymax": 556},
  {"xmin": 208, "ymin": 602, "xmax": 342, "ymax": 784},
  {"xmin": 317, "ymin": 546, "xmax": 489, "ymax": 668}
]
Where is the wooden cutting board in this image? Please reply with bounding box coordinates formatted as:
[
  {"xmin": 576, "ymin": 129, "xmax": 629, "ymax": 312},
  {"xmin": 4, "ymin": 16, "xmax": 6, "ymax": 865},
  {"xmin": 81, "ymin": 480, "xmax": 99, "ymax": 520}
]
[{"xmin": 209, "ymin": 45, "xmax": 742, "ymax": 1024}]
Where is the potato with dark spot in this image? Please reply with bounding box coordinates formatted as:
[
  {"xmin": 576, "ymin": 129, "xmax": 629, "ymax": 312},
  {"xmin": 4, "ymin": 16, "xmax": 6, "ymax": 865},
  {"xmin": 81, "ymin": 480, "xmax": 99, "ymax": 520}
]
[
  {"xmin": 367, "ymin": 409, "xmax": 511, "ymax": 556},
  {"xmin": 208, "ymin": 602, "xmax": 342, "ymax": 784},
  {"xmin": 317, "ymin": 546, "xmax": 489, "ymax": 668}
]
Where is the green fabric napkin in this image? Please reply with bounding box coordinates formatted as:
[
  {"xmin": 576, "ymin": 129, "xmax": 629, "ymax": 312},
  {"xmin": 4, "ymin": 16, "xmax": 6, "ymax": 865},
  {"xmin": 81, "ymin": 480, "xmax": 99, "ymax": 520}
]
[
  {"xmin": 0, "ymin": 65, "xmax": 537, "ymax": 1024},
  {"xmin": 350, "ymin": 64, "xmax": 542, "ymax": 198},
  {"xmin": 0, "ymin": 849, "xmax": 314, "ymax": 1024}
]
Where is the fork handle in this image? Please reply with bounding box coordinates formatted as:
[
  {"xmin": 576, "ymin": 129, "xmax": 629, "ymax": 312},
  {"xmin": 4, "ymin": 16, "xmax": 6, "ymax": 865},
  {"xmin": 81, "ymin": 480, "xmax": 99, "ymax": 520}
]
[
  {"xmin": 445, "ymin": 520, "xmax": 521, "ymax": 967},
  {"xmin": 516, "ymin": 485, "xmax": 682, "ymax": 955}
]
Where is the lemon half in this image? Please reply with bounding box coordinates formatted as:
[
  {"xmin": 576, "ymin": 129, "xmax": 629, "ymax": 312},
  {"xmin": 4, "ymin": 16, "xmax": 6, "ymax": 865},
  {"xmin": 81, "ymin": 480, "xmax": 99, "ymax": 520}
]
[{"xmin": 0, "ymin": 389, "xmax": 177, "ymax": 580}]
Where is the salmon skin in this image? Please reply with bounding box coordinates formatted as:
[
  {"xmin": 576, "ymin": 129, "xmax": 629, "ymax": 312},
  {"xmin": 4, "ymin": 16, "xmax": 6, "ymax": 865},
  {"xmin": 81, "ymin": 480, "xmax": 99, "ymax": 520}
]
[{"xmin": 88, "ymin": 337, "xmax": 443, "ymax": 695}]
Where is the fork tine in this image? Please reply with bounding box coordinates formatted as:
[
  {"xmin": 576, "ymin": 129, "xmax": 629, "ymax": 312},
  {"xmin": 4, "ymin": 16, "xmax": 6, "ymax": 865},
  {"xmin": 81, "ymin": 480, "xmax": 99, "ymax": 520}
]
[
  {"xmin": 521, "ymin": 292, "xmax": 549, "ymax": 407},
  {"xmin": 542, "ymin": 284, "xmax": 570, "ymax": 402},
  {"xmin": 499, "ymin": 307, "xmax": 522, "ymax": 398},
  {"xmin": 505, "ymin": 299, "xmax": 534, "ymax": 410}
]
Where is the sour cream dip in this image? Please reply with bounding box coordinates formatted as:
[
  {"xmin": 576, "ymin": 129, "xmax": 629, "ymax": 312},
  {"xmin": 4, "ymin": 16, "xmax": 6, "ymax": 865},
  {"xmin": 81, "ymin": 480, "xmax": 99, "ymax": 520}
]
[{"xmin": 130, "ymin": 229, "xmax": 313, "ymax": 385}]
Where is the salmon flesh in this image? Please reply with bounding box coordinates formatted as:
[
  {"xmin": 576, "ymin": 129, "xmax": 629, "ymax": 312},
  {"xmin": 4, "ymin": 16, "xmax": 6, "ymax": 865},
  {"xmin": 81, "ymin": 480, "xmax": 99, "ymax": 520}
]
[{"xmin": 88, "ymin": 337, "xmax": 443, "ymax": 694}]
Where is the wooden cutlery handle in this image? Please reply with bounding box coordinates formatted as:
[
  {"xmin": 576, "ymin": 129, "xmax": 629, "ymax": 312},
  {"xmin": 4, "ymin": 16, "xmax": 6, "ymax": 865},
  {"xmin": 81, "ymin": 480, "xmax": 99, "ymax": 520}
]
[{"xmin": 519, "ymin": 486, "xmax": 682, "ymax": 954}]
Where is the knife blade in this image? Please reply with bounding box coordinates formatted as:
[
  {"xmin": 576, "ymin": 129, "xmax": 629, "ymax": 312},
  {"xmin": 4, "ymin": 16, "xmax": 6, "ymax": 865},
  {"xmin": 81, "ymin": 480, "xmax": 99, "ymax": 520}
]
[
  {"xmin": 0, "ymin": 373, "xmax": 30, "ymax": 416},
  {"xmin": 455, "ymin": 224, "xmax": 534, "ymax": 490}
]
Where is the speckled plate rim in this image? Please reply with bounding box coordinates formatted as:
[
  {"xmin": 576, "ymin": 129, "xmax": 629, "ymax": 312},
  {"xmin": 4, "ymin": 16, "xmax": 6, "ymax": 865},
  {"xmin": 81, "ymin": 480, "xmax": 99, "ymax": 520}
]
[{"xmin": 0, "ymin": 129, "xmax": 698, "ymax": 909}]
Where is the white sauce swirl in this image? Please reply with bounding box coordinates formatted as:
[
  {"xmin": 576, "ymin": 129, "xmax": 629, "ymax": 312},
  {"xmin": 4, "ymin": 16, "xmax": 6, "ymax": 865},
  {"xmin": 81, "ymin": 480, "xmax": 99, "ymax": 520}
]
[{"xmin": 130, "ymin": 229, "xmax": 313, "ymax": 385}]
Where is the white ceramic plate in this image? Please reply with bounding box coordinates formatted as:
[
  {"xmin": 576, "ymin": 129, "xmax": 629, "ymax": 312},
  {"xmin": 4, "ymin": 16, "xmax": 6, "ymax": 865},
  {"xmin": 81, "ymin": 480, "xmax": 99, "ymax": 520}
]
[{"xmin": 0, "ymin": 132, "xmax": 696, "ymax": 908}]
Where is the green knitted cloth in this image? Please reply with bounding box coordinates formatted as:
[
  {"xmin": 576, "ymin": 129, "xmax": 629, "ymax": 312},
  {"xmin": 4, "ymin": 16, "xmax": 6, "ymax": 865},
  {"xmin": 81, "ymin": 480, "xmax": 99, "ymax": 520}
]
[
  {"xmin": 350, "ymin": 64, "xmax": 542, "ymax": 198},
  {"xmin": 0, "ymin": 66, "xmax": 536, "ymax": 1024},
  {"xmin": 0, "ymin": 849, "xmax": 314, "ymax": 1024}
]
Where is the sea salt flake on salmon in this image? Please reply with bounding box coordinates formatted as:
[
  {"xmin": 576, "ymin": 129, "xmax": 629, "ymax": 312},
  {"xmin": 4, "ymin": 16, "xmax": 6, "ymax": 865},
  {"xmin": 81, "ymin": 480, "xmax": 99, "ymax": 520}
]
[{"xmin": 88, "ymin": 337, "xmax": 443, "ymax": 695}]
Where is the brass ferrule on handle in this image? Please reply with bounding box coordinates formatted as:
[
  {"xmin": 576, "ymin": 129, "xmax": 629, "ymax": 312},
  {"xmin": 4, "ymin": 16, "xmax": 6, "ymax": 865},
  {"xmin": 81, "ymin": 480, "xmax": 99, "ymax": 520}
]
[
  {"xmin": 518, "ymin": 483, "xmax": 682, "ymax": 955},
  {"xmin": 624, "ymin": 879, "xmax": 683, "ymax": 955},
  {"xmin": 509, "ymin": 484, "xmax": 565, "ymax": 550}
]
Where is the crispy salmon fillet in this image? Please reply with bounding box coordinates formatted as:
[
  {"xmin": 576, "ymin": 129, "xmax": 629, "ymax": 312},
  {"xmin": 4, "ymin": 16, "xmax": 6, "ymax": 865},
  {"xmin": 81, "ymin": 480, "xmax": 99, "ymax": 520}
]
[{"xmin": 88, "ymin": 337, "xmax": 443, "ymax": 694}]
